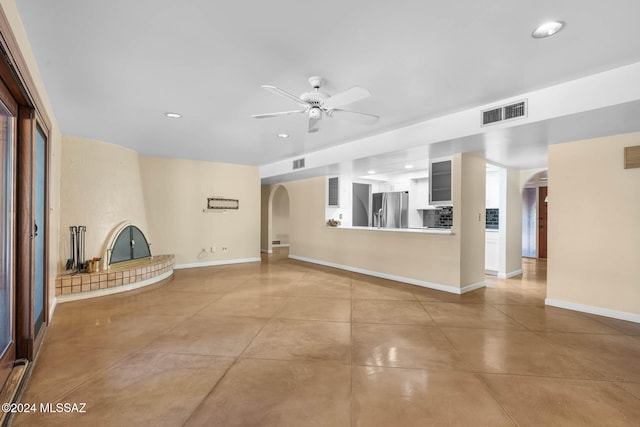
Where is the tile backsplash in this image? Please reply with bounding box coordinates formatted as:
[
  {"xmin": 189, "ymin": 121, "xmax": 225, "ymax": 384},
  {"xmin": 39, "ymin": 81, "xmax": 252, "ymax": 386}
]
[
  {"xmin": 486, "ymin": 208, "xmax": 499, "ymax": 229},
  {"xmin": 423, "ymin": 206, "xmax": 453, "ymax": 228}
]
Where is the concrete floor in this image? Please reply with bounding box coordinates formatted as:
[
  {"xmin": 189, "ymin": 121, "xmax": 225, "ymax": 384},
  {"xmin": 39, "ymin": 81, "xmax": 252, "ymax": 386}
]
[{"xmin": 11, "ymin": 250, "xmax": 640, "ymax": 426}]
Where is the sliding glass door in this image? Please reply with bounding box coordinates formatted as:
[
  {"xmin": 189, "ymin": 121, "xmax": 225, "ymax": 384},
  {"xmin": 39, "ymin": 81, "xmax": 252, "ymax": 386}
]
[
  {"xmin": 33, "ymin": 125, "xmax": 46, "ymax": 336},
  {"xmin": 0, "ymin": 98, "xmax": 16, "ymax": 389}
]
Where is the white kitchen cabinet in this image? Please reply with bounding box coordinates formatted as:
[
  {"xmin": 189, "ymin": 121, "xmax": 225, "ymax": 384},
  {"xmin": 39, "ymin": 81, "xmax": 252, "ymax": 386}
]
[
  {"xmin": 486, "ymin": 170, "xmax": 499, "ymax": 209},
  {"xmin": 411, "ymin": 178, "xmax": 430, "ymax": 209},
  {"xmin": 485, "ymin": 231, "xmax": 499, "ymax": 273}
]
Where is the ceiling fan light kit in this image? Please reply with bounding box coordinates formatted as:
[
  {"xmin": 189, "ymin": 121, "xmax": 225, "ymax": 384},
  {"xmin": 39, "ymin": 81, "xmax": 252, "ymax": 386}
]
[{"xmin": 252, "ymin": 76, "xmax": 379, "ymax": 133}]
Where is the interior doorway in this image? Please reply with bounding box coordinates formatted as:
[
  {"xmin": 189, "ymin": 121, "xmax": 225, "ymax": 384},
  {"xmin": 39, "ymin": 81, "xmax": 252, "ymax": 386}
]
[
  {"xmin": 521, "ymin": 170, "xmax": 548, "ymax": 259},
  {"xmin": 538, "ymin": 186, "xmax": 548, "ymax": 259},
  {"xmin": 268, "ymin": 185, "xmax": 290, "ymax": 253}
]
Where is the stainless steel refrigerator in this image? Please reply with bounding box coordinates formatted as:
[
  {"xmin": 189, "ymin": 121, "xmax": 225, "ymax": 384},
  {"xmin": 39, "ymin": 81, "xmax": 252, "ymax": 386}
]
[{"xmin": 372, "ymin": 191, "xmax": 408, "ymax": 228}]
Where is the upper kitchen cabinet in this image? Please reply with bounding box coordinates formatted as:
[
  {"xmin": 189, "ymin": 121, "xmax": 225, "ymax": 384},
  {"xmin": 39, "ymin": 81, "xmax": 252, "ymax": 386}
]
[
  {"xmin": 327, "ymin": 176, "xmax": 340, "ymax": 207},
  {"xmin": 486, "ymin": 168, "xmax": 500, "ymax": 209},
  {"xmin": 410, "ymin": 177, "xmax": 430, "ymax": 209},
  {"xmin": 429, "ymin": 159, "xmax": 452, "ymax": 206}
]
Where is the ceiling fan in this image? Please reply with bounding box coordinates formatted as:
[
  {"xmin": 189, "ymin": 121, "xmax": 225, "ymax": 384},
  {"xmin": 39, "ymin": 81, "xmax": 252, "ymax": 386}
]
[{"xmin": 252, "ymin": 76, "xmax": 379, "ymax": 133}]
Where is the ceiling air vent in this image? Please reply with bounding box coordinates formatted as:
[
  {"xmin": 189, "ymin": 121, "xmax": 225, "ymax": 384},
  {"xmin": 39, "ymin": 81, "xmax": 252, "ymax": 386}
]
[
  {"xmin": 482, "ymin": 108, "xmax": 502, "ymax": 125},
  {"xmin": 482, "ymin": 99, "xmax": 528, "ymax": 126},
  {"xmin": 292, "ymin": 158, "xmax": 305, "ymax": 170}
]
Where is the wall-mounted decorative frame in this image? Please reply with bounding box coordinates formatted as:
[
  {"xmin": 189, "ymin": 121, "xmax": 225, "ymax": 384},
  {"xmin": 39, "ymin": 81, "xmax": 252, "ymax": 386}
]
[
  {"xmin": 207, "ymin": 198, "xmax": 239, "ymax": 210},
  {"xmin": 624, "ymin": 146, "xmax": 640, "ymax": 169}
]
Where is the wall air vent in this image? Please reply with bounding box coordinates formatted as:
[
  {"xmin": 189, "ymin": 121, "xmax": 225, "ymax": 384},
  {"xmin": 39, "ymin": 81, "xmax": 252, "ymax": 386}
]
[
  {"xmin": 292, "ymin": 158, "xmax": 305, "ymax": 170},
  {"xmin": 481, "ymin": 99, "xmax": 528, "ymax": 126}
]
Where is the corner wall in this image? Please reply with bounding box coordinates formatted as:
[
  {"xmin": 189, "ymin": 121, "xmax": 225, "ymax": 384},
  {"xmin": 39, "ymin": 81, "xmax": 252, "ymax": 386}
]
[
  {"xmin": 272, "ymin": 186, "xmax": 290, "ymax": 245},
  {"xmin": 139, "ymin": 156, "xmax": 260, "ymax": 266},
  {"xmin": 459, "ymin": 154, "xmax": 486, "ymax": 286},
  {"xmin": 260, "ymin": 185, "xmax": 270, "ymax": 252},
  {"xmin": 504, "ymin": 168, "xmax": 523, "ymax": 276},
  {"xmin": 547, "ymin": 131, "xmax": 640, "ymax": 320},
  {"xmin": 60, "ymin": 136, "xmax": 149, "ymax": 266}
]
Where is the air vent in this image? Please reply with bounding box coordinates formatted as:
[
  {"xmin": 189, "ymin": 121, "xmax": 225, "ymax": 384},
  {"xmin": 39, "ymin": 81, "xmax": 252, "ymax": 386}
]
[
  {"xmin": 292, "ymin": 158, "xmax": 305, "ymax": 170},
  {"xmin": 504, "ymin": 101, "xmax": 526, "ymax": 120},
  {"xmin": 482, "ymin": 99, "xmax": 528, "ymax": 126},
  {"xmin": 483, "ymin": 108, "xmax": 502, "ymax": 125}
]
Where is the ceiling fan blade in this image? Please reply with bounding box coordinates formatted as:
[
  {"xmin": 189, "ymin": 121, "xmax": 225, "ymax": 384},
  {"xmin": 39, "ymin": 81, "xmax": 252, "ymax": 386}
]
[
  {"xmin": 262, "ymin": 85, "xmax": 308, "ymax": 107},
  {"xmin": 251, "ymin": 109, "xmax": 306, "ymax": 119},
  {"xmin": 329, "ymin": 109, "xmax": 380, "ymax": 124},
  {"xmin": 308, "ymin": 114, "xmax": 321, "ymax": 133},
  {"xmin": 322, "ymin": 86, "xmax": 371, "ymax": 109}
]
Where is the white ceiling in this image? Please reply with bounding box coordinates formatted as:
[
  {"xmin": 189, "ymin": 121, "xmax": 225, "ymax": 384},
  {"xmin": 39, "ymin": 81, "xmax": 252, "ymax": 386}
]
[{"xmin": 14, "ymin": 0, "xmax": 640, "ymax": 174}]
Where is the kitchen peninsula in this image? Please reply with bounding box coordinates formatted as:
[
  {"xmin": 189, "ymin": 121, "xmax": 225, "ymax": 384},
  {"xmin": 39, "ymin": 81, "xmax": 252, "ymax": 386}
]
[{"xmin": 262, "ymin": 152, "xmax": 487, "ymax": 295}]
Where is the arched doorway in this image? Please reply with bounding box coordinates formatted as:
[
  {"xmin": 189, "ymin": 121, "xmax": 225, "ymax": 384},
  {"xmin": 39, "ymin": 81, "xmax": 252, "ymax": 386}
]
[
  {"xmin": 521, "ymin": 170, "xmax": 548, "ymax": 258},
  {"xmin": 266, "ymin": 185, "xmax": 290, "ymax": 254}
]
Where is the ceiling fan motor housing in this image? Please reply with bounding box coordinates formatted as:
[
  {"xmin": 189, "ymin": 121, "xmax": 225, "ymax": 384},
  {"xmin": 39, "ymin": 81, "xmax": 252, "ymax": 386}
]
[
  {"xmin": 300, "ymin": 91, "xmax": 329, "ymax": 106},
  {"xmin": 309, "ymin": 107, "xmax": 322, "ymax": 119}
]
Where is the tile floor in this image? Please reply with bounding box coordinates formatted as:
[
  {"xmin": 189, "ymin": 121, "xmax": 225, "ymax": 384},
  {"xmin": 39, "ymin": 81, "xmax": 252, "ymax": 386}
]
[{"xmin": 10, "ymin": 251, "xmax": 640, "ymax": 426}]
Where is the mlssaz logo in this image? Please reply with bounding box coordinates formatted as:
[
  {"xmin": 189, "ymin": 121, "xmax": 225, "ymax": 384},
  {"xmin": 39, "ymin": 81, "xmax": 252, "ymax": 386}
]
[{"xmin": 40, "ymin": 402, "xmax": 87, "ymax": 413}]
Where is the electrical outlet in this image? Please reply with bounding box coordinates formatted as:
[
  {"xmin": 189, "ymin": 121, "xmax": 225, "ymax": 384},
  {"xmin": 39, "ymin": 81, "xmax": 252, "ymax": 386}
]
[
  {"xmin": 210, "ymin": 246, "xmax": 216, "ymax": 253},
  {"xmin": 222, "ymin": 247, "xmax": 228, "ymax": 252}
]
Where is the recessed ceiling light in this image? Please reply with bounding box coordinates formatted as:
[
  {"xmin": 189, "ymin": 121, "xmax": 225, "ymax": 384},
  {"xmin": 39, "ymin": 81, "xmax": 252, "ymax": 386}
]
[
  {"xmin": 367, "ymin": 170, "xmax": 376, "ymax": 174},
  {"xmin": 277, "ymin": 133, "xmax": 289, "ymax": 139},
  {"xmin": 165, "ymin": 112, "xmax": 182, "ymax": 118},
  {"xmin": 404, "ymin": 164, "xmax": 414, "ymax": 169},
  {"xmin": 531, "ymin": 21, "xmax": 565, "ymax": 39}
]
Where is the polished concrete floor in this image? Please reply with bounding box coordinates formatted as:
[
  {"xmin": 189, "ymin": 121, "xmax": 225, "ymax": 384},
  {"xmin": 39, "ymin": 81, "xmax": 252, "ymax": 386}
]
[{"xmin": 12, "ymin": 251, "xmax": 640, "ymax": 426}]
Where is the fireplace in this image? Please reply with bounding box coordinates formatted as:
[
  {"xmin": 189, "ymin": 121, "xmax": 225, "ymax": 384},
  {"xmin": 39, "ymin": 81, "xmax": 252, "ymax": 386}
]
[{"xmin": 108, "ymin": 224, "xmax": 151, "ymax": 265}]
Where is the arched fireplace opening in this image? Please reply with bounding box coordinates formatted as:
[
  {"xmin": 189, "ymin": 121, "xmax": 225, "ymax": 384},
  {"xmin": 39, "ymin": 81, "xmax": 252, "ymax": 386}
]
[{"xmin": 109, "ymin": 225, "xmax": 151, "ymax": 265}]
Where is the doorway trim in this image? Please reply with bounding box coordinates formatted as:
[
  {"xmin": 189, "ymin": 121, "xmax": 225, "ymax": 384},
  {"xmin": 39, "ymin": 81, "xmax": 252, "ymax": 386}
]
[{"xmin": 0, "ymin": 6, "xmax": 52, "ymax": 362}]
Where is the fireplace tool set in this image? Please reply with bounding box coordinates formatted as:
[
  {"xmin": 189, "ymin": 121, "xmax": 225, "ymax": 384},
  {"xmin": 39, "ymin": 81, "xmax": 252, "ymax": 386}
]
[{"xmin": 65, "ymin": 225, "xmax": 92, "ymax": 273}]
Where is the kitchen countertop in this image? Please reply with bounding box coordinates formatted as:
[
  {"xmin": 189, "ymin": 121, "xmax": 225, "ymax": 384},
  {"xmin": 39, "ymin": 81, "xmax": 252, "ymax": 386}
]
[{"xmin": 325, "ymin": 225, "xmax": 453, "ymax": 235}]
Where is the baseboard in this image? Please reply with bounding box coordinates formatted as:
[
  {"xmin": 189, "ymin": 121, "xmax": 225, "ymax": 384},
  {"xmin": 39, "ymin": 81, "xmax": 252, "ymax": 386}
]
[
  {"xmin": 272, "ymin": 244, "xmax": 290, "ymax": 248},
  {"xmin": 49, "ymin": 297, "xmax": 58, "ymax": 322},
  {"xmin": 175, "ymin": 257, "xmax": 261, "ymax": 269},
  {"xmin": 289, "ymin": 254, "xmax": 483, "ymax": 295},
  {"xmin": 545, "ymin": 298, "xmax": 640, "ymax": 324},
  {"xmin": 498, "ymin": 269, "xmax": 523, "ymax": 279},
  {"xmin": 461, "ymin": 281, "xmax": 486, "ymax": 293},
  {"xmin": 260, "ymin": 249, "xmax": 273, "ymax": 254},
  {"xmin": 57, "ymin": 270, "xmax": 174, "ymax": 303}
]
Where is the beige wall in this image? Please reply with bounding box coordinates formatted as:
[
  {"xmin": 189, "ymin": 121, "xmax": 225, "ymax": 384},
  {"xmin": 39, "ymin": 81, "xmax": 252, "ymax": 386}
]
[
  {"xmin": 260, "ymin": 185, "xmax": 270, "ymax": 252},
  {"xmin": 266, "ymin": 153, "xmax": 485, "ymax": 291},
  {"xmin": 60, "ymin": 136, "xmax": 149, "ymax": 265},
  {"xmin": 547, "ymin": 132, "xmax": 640, "ymax": 316},
  {"xmin": 459, "ymin": 154, "xmax": 486, "ymax": 286},
  {"xmin": 139, "ymin": 157, "xmax": 260, "ymax": 266},
  {"xmin": 272, "ymin": 186, "xmax": 290, "ymax": 244},
  {"xmin": 1, "ymin": 0, "xmax": 63, "ymax": 312},
  {"xmin": 505, "ymin": 168, "xmax": 523, "ymax": 274}
]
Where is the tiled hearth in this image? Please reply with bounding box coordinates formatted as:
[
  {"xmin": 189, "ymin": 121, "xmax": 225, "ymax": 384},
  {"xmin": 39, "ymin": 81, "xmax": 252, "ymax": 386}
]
[{"xmin": 55, "ymin": 254, "xmax": 175, "ymax": 299}]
